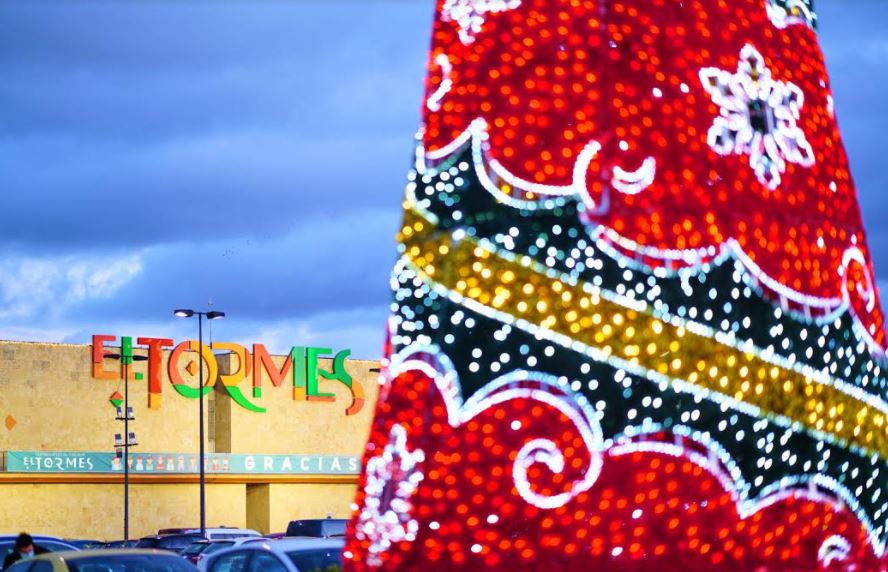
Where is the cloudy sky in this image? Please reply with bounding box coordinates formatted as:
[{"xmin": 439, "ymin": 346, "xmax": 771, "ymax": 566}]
[{"xmin": 0, "ymin": 0, "xmax": 886, "ymax": 359}]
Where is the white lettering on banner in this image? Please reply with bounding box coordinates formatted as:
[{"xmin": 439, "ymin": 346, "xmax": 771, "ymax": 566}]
[{"xmin": 6, "ymin": 451, "xmax": 361, "ymax": 475}]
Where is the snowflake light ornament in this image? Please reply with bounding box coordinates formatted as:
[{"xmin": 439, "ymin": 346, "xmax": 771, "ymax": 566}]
[
  {"xmin": 442, "ymin": 0, "xmax": 521, "ymax": 44},
  {"xmin": 766, "ymin": 0, "xmax": 817, "ymax": 29},
  {"xmin": 355, "ymin": 424, "xmax": 425, "ymax": 568},
  {"xmin": 699, "ymin": 44, "xmax": 815, "ymax": 190}
]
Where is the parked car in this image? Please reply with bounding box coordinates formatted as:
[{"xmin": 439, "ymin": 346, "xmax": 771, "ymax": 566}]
[
  {"xmin": 284, "ymin": 519, "xmax": 346, "ymax": 539},
  {"xmin": 0, "ymin": 536, "xmax": 79, "ymax": 570},
  {"xmin": 136, "ymin": 534, "xmax": 203, "ymax": 553},
  {"xmin": 6, "ymin": 550, "xmax": 196, "ymax": 572},
  {"xmin": 181, "ymin": 538, "xmax": 265, "ymax": 566},
  {"xmin": 159, "ymin": 529, "xmax": 261, "ymax": 541},
  {"xmin": 103, "ymin": 540, "xmax": 139, "ymax": 549},
  {"xmin": 65, "ymin": 540, "xmax": 105, "ymax": 550},
  {"xmin": 200, "ymin": 538, "xmax": 343, "ymax": 572}
]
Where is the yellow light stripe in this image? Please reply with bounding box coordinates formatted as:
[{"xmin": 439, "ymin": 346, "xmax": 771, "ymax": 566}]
[{"xmin": 398, "ymin": 208, "xmax": 888, "ymax": 458}]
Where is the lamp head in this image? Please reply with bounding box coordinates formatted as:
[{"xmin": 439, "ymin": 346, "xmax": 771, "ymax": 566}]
[
  {"xmin": 174, "ymin": 309, "xmax": 194, "ymax": 318},
  {"xmin": 206, "ymin": 311, "xmax": 226, "ymax": 320}
]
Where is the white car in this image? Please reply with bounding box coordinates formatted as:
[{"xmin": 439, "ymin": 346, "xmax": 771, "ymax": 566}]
[
  {"xmin": 184, "ymin": 537, "xmax": 268, "ymax": 567},
  {"xmin": 200, "ymin": 538, "xmax": 344, "ymax": 572}
]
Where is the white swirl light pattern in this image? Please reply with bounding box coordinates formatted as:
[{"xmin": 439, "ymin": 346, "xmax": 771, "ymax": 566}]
[
  {"xmin": 442, "ymin": 0, "xmax": 522, "ymax": 44},
  {"xmin": 355, "ymin": 424, "xmax": 425, "ymax": 568},
  {"xmin": 611, "ymin": 157, "xmax": 656, "ymax": 195},
  {"xmin": 699, "ymin": 44, "xmax": 815, "ymax": 190},
  {"xmin": 817, "ymin": 535, "xmax": 851, "ymax": 568},
  {"xmin": 386, "ymin": 345, "xmax": 605, "ymax": 510},
  {"xmin": 426, "ymin": 54, "xmax": 453, "ymax": 113},
  {"xmin": 419, "ymin": 118, "xmax": 602, "ymax": 212}
]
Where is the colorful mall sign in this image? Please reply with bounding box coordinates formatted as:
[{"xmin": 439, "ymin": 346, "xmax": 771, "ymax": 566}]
[
  {"xmin": 4, "ymin": 450, "xmax": 360, "ymax": 475},
  {"xmin": 91, "ymin": 335, "xmax": 365, "ymax": 415}
]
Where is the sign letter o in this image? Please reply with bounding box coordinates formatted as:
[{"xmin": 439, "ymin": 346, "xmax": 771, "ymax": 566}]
[{"xmin": 169, "ymin": 340, "xmax": 219, "ymax": 389}]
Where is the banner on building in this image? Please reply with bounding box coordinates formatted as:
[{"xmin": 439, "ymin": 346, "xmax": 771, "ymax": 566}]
[{"xmin": 3, "ymin": 451, "xmax": 360, "ymax": 475}]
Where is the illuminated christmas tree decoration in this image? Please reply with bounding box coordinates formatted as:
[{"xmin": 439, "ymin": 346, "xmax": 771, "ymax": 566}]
[
  {"xmin": 441, "ymin": 0, "xmax": 522, "ymax": 44},
  {"xmin": 355, "ymin": 424, "xmax": 425, "ymax": 568},
  {"xmin": 346, "ymin": 0, "xmax": 888, "ymax": 569},
  {"xmin": 425, "ymin": 54, "xmax": 453, "ymax": 113},
  {"xmin": 699, "ymin": 44, "xmax": 815, "ymax": 190},
  {"xmin": 767, "ymin": 0, "xmax": 817, "ymax": 29}
]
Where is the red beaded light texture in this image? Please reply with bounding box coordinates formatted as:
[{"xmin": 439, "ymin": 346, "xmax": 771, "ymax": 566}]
[
  {"xmin": 423, "ymin": 0, "xmax": 883, "ymax": 344},
  {"xmin": 344, "ymin": 0, "xmax": 888, "ymax": 570}
]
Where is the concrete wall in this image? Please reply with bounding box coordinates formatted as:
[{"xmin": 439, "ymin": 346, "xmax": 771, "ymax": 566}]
[
  {"xmin": 0, "ymin": 341, "xmax": 206, "ymax": 453},
  {"xmin": 0, "ymin": 340, "xmax": 377, "ymax": 455},
  {"xmin": 0, "ymin": 340, "xmax": 377, "ymax": 538},
  {"xmin": 265, "ymin": 483, "xmax": 357, "ymax": 533},
  {"xmin": 0, "ymin": 483, "xmax": 246, "ymax": 539}
]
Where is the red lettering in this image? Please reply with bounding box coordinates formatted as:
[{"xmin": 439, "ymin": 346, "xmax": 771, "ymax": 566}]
[
  {"xmin": 137, "ymin": 337, "xmax": 174, "ymax": 409},
  {"xmin": 252, "ymin": 344, "xmax": 292, "ymax": 390},
  {"xmin": 91, "ymin": 334, "xmax": 118, "ymax": 380}
]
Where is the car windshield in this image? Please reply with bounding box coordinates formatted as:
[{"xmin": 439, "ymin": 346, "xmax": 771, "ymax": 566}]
[
  {"xmin": 134, "ymin": 538, "xmax": 160, "ymax": 549},
  {"xmin": 200, "ymin": 542, "xmax": 234, "ymax": 555},
  {"xmin": 286, "ymin": 520, "xmax": 346, "ymax": 538},
  {"xmin": 181, "ymin": 542, "xmax": 209, "ymax": 556},
  {"xmin": 322, "ymin": 522, "xmax": 346, "ymax": 537},
  {"xmin": 70, "ymin": 541, "xmax": 104, "ymax": 550},
  {"xmin": 285, "ymin": 548, "xmax": 343, "ymax": 572},
  {"xmin": 157, "ymin": 535, "xmax": 202, "ymax": 552},
  {"xmin": 66, "ymin": 554, "xmax": 196, "ymax": 572},
  {"xmin": 1, "ymin": 540, "xmax": 74, "ymax": 557}
]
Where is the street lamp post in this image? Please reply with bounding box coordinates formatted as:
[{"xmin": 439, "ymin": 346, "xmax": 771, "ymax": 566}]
[
  {"xmin": 174, "ymin": 308, "xmax": 225, "ymax": 537},
  {"xmin": 105, "ymin": 338, "xmax": 147, "ymax": 542}
]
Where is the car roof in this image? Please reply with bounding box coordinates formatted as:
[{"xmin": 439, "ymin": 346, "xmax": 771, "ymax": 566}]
[
  {"xmin": 162, "ymin": 528, "xmax": 259, "ymax": 534},
  {"xmin": 34, "ymin": 549, "xmax": 177, "ymax": 560},
  {"xmin": 263, "ymin": 538, "xmax": 344, "ymax": 551},
  {"xmin": 203, "ymin": 528, "xmax": 258, "ymax": 533},
  {"xmin": 201, "ymin": 537, "xmax": 343, "ymax": 567}
]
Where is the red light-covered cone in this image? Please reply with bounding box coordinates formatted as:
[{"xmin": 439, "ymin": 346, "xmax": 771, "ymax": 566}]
[{"xmin": 345, "ymin": 1, "xmax": 888, "ymax": 570}]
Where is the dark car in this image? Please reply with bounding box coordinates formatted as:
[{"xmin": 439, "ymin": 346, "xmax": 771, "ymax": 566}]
[
  {"xmin": 65, "ymin": 540, "xmax": 105, "ymax": 550},
  {"xmin": 284, "ymin": 518, "xmax": 347, "ymax": 538},
  {"xmin": 103, "ymin": 540, "xmax": 139, "ymax": 549},
  {"xmin": 157, "ymin": 529, "xmax": 194, "ymax": 536},
  {"xmin": 135, "ymin": 534, "xmax": 202, "ymax": 553},
  {"xmin": 181, "ymin": 538, "xmax": 264, "ymax": 566},
  {"xmin": 180, "ymin": 541, "xmax": 212, "ymax": 565},
  {"xmin": 7, "ymin": 549, "xmax": 197, "ymax": 572},
  {"xmin": 202, "ymin": 538, "xmax": 343, "ymax": 572},
  {"xmin": 0, "ymin": 536, "xmax": 79, "ymax": 570}
]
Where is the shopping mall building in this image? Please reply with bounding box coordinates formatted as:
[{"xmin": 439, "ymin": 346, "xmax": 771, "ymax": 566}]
[{"xmin": 0, "ymin": 336, "xmax": 378, "ymax": 539}]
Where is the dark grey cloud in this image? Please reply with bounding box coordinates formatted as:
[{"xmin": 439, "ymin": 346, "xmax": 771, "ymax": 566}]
[
  {"xmin": 0, "ymin": 0, "xmax": 433, "ymax": 251},
  {"xmin": 67, "ymin": 208, "xmax": 401, "ymax": 322},
  {"xmin": 0, "ymin": 130, "xmax": 410, "ymax": 249}
]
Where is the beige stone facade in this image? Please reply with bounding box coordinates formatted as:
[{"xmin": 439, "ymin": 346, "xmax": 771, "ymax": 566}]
[{"xmin": 0, "ymin": 340, "xmax": 378, "ymax": 539}]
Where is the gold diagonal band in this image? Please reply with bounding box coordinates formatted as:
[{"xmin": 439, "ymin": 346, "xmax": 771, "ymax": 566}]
[{"xmin": 398, "ymin": 207, "xmax": 887, "ymax": 458}]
